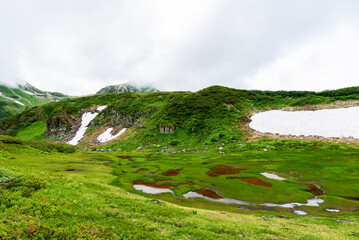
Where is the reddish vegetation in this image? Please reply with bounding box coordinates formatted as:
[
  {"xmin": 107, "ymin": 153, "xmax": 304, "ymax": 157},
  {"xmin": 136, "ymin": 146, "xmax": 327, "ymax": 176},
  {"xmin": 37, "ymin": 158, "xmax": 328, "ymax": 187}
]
[
  {"xmin": 195, "ymin": 189, "xmax": 223, "ymax": 199},
  {"xmin": 155, "ymin": 179, "xmax": 169, "ymax": 183},
  {"xmin": 137, "ymin": 168, "xmax": 148, "ymax": 172},
  {"xmin": 298, "ymin": 181, "xmax": 325, "ymax": 196},
  {"xmin": 206, "ymin": 165, "xmax": 244, "ymax": 177},
  {"xmin": 133, "ymin": 180, "xmax": 194, "ymax": 189},
  {"xmin": 118, "ymin": 156, "xmax": 131, "ymax": 159},
  {"xmin": 227, "ymin": 177, "xmax": 272, "ymax": 187},
  {"xmin": 201, "ymin": 162, "xmax": 211, "ymax": 165},
  {"xmin": 163, "ymin": 168, "xmax": 183, "ymax": 176}
]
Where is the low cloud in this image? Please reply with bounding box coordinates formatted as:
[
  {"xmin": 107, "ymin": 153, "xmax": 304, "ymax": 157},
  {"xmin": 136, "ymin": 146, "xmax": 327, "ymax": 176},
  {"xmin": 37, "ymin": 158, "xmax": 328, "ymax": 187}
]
[{"xmin": 1, "ymin": 0, "xmax": 359, "ymax": 95}]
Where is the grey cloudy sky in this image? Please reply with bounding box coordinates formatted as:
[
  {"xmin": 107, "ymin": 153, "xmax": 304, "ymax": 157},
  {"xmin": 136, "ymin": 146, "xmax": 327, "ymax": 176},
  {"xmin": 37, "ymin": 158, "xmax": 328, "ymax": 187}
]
[{"xmin": 1, "ymin": 0, "xmax": 359, "ymax": 95}]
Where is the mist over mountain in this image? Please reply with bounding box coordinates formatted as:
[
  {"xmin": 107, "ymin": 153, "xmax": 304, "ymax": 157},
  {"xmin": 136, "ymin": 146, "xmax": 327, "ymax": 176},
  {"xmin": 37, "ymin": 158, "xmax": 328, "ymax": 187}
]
[
  {"xmin": 0, "ymin": 82, "xmax": 68, "ymax": 119},
  {"xmin": 96, "ymin": 83, "xmax": 159, "ymax": 95}
]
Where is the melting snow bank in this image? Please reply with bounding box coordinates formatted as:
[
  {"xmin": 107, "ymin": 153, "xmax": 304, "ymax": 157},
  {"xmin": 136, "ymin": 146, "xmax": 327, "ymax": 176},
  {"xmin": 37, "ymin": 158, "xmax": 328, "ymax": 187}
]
[
  {"xmin": 326, "ymin": 208, "xmax": 340, "ymax": 213},
  {"xmin": 133, "ymin": 185, "xmax": 174, "ymax": 194},
  {"xmin": 97, "ymin": 128, "xmax": 127, "ymax": 143},
  {"xmin": 68, "ymin": 106, "xmax": 107, "ymax": 145},
  {"xmin": 260, "ymin": 172, "xmax": 286, "ymax": 181},
  {"xmin": 183, "ymin": 191, "xmax": 323, "ymax": 215},
  {"xmin": 250, "ymin": 107, "xmax": 359, "ymax": 138}
]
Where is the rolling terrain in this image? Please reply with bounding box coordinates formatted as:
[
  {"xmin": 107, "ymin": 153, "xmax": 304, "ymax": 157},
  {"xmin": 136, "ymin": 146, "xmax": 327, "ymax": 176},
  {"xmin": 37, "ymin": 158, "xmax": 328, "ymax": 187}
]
[{"xmin": 1, "ymin": 85, "xmax": 359, "ymax": 239}]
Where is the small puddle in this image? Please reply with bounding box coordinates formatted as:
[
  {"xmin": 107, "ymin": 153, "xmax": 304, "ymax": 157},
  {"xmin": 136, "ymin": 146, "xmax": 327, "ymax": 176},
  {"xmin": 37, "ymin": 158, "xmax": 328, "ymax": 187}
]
[
  {"xmin": 183, "ymin": 188, "xmax": 323, "ymax": 215},
  {"xmin": 227, "ymin": 177, "xmax": 272, "ymax": 187},
  {"xmin": 163, "ymin": 168, "xmax": 183, "ymax": 176},
  {"xmin": 206, "ymin": 165, "xmax": 244, "ymax": 177},
  {"xmin": 133, "ymin": 180, "xmax": 194, "ymax": 195},
  {"xmin": 326, "ymin": 208, "xmax": 340, "ymax": 213},
  {"xmin": 260, "ymin": 172, "xmax": 286, "ymax": 181}
]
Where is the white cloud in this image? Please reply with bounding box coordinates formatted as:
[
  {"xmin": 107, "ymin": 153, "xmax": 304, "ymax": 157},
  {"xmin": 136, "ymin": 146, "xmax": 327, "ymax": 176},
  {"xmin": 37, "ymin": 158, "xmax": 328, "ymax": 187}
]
[
  {"xmin": 1, "ymin": 0, "xmax": 359, "ymax": 95},
  {"xmin": 245, "ymin": 22, "xmax": 359, "ymax": 91}
]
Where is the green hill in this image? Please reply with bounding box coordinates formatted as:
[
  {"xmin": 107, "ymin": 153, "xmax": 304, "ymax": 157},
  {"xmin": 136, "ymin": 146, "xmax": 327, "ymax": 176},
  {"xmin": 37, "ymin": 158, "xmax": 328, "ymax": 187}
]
[
  {"xmin": 0, "ymin": 82, "xmax": 68, "ymax": 119},
  {"xmin": 1, "ymin": 85, "xmax": 359, "ymax": 150},
  {"xmin": 1, "ymin": 86, "xmax": 359, "ymax": 239}
]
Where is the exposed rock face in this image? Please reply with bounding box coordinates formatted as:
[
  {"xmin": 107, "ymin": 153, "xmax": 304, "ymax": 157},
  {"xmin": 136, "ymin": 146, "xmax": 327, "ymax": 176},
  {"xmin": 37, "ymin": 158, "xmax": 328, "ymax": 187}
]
[
  {"xmin": 158, "ymin": 125, "xmax": 179, "ymax": 133},
  {"xmin": 45, "ymin": 113, "xmax": 79, "ymax": 141},
  {"xmin": 94, "ymin": 108, "xmax": 150, "ymax": 129}
]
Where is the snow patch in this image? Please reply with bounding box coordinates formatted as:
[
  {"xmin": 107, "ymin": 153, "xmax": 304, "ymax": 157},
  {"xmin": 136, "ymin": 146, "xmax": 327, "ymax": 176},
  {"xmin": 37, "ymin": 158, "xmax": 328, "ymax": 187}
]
[
  {"xmin": 0, "ymin": 92, "xmax": 25, "ymax": 106},
  {"xmin": 97, "ymin": 128, "xmax": 127, "ymax": 143},
  {"xmin": 260, "ymin": 172, "xmax": 286, "ymax": 181},
  {"xmin": 250, "ymin": 107, "xmax": 359, "ymax": 138},
  {"xmin": 133, "ymin": 185, "xmax": 174, "ymax": 194},
  {"xmin": 68, "ymin": 106, "xmax": 107, "ymax": 145},
  {"xmin": 326, "ymin": 208, "xmax": 340, "ymax": 212}
]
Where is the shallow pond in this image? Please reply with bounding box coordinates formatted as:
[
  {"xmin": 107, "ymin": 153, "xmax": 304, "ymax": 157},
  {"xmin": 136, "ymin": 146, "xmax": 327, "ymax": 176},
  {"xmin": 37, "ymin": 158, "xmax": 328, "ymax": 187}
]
[
  {"xmin": 183, "ymin": 189, "xmax": 324, "ymax": 215},
  {"xmin": 250, "ymin": 107, "xmax": 359, "ymax": 138}
]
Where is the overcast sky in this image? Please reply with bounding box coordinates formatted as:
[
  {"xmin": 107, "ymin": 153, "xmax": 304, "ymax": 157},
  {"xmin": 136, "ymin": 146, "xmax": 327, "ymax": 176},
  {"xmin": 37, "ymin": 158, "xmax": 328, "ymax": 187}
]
[{"xmin": 1, "ymin": 0, "xmax": 359, "ymax": 95}]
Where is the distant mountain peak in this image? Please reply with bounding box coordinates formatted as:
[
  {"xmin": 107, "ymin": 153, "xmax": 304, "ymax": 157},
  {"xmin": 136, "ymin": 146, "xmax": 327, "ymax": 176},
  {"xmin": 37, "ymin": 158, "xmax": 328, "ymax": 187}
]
[
  {"xmin": 0, "ymin": 82, "xmax": 68, "ymax": 119},
  {"xmin": 96, "ymin": 83, "xmax": 159, "ymax": 95}
]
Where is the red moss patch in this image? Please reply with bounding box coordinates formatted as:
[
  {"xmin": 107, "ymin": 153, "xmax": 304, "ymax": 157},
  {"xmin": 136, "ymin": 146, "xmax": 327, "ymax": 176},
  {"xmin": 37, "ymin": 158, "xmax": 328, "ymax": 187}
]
[
  {"xmin": 195, "ymin": 189, "xmax": 223, "ymax": 199},
  {"xmin": 206, "ymin": 165, "xmax": 244, "ymax": 177},
  {"xmin": 227, "ymin": 177, "xmax": 272, "ymax": 187},
  {"xmin": 298, "ymin": 181, "xmax": 325, "ymax": 196},
  {"xmin": 163, "ymin": 168, "xmax": 183, "ymax": 176}
]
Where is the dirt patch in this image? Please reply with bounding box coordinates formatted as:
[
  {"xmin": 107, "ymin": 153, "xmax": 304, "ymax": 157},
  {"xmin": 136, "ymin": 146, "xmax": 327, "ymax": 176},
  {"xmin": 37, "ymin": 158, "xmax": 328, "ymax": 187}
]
[
  {"xmin": 227, "ymin": 177, "xmax": 272, "ymax": 187},
  {"xmin": 98, "ymin": 161, "xmax": 112, "ymax": 166},
  {"xmin": 134, "ymin": 168, "xmax": 149, "ymax": 173},
  {"xmin": 133, "ymin": 180, "xmax": 194, "ymax": 189},
  {"xmin": 66, "ymin": 169, "xmax": 80, "ymax": 172},
  {"xmin": 163, "ymin": 168, "xmax": 183, "ymax": 176},
  {"xmin": 118, "ymin": 156, "xmax": 131, "ymax": 159},
  {"xmin": 206, "ymin": 165, "xmax": 244, "ymax": 177},
  {"xmin": 155, "ymin": 179, "xmax": 169, "ymax": 183},
  {"xmin": 195, "ymin": 188, "xmax": 223, "ymax": 200},
  {"xmin": 201, "ymin": 162, "xmax": 211, "ymax": 165},
  {"xmin": 146, "ymin": 154, "xmax": 152, "ymax": 158},
  {"xmin": 298, "ymin": 181, "xmax": 325, "ymax": 196},
  {"xmin": 344, "ymin": 197, "xmax": 359, "ymax": 201},
  {"xmin": 122, "ymin": 171, "xmax": 127, "ymax": 173}
]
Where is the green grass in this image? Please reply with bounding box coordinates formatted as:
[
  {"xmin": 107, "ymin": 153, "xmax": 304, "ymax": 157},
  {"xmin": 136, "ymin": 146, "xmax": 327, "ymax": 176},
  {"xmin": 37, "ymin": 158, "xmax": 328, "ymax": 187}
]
[
  {"xmin": 0, "ymin": 137, "xmax": 358, "ymax": 239},
  {"xmin": 15, "ymin": 121, "xmax": 47, "ymax": 140}
]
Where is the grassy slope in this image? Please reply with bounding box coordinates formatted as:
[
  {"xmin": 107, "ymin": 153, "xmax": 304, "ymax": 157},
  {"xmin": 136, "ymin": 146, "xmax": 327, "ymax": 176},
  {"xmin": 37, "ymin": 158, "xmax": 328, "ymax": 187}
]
[
  {"xmin": 3, "ymin": 85, "xmax": 359, "ymax": 149},
  {"xmin": 1, "ymin": 136, "xmax": 358, "ymax": 239},
  {"xmin": 0, "ymin": 84, "xmax": 67, "ymax": 119}
]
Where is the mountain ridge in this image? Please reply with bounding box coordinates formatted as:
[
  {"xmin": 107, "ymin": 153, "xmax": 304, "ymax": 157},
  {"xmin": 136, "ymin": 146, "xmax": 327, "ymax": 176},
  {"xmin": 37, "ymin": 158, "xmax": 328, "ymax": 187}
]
[
  {"xmin": 96, "ymin": 83, "xmax": 158, "ymax": 95},
  {"xmin": 0, "ymin": 82, "xmax": 68, "ymax": 119},
  {"xmin": 2, "ymin": 85, "xmax": 359, "ymax": 150}
]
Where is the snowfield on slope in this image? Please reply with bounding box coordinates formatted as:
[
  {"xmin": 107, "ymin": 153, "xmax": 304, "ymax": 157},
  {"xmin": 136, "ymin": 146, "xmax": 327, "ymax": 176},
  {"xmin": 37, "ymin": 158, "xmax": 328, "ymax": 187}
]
[
  {"xmin": 0, "ymin": 92, "xmax": 25, "ymax": 106},
  {"xmin": 68, "ymin": 106, "xmax": 107, "ymax": 145},
  {"xmin": 250, "ymin": 107, "xmax": 359, "ymax": 138},
  {"xmin": 97, "ymin": 128, "xmax": 127, "ymax": 143}
]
